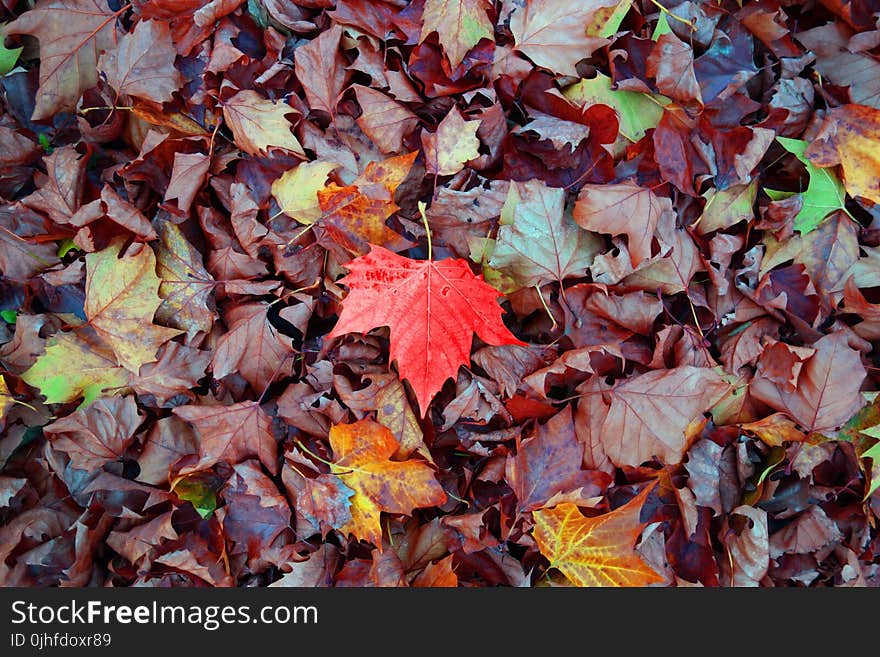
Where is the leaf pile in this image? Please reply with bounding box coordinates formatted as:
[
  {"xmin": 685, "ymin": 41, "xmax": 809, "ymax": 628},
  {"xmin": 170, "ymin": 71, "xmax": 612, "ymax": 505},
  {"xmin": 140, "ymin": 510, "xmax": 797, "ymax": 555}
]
[{"xmin": 2, "ymin": 0, "xmax": 880, "ymax": 587}]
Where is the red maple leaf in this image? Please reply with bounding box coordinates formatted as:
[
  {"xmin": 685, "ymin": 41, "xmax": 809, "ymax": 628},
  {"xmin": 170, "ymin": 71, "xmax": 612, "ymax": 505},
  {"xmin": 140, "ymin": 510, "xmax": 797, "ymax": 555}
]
[{"xmin": 328, "ymin": 246, "xmax": 524, "ymax": 415}]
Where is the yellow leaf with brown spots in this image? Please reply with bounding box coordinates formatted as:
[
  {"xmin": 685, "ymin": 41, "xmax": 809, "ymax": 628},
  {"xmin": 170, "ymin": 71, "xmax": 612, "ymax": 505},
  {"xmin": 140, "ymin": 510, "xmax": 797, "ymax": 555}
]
[
  {"xmin": 533, "ymin": 484, "xmax": 664, "ymax": 587},
  {"xmin": 805, "ymin": 104, "xmax": 880, "ymax": 205},
  {"xmin": 327, "ymin": 419, "xmax": 446, "ymax": 548},
  {"xmin": 421, "ymin": 108, "xmax": 481, "ymax": 176}
]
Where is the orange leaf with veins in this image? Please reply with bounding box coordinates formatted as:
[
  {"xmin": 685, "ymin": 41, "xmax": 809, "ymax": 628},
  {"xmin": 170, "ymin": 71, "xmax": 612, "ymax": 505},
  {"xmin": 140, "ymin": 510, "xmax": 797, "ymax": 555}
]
[
  {"xmin": 321, "ymin": 419, "xmax": 446, "ymax": 548},
  {"xmin": 533, "ymin": 483, "xmax": 663, "ymax": 587}
]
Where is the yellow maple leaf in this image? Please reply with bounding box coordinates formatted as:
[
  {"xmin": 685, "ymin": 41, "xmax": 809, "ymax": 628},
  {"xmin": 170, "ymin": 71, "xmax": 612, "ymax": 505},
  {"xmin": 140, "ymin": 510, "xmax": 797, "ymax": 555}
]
[
  {"xmin": 271, "ymin": 160, "xmax": 339, "ymax": 224},
  {"xmin": 533, "ymin": 483, "xmax": 664, "ymax": 587}
]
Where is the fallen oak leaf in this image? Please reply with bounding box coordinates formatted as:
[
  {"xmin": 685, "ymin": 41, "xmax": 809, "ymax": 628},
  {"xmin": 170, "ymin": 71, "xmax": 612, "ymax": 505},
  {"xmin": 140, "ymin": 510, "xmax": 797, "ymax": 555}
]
[
  {"xmin": 328, "ymin": 245, "xmax": 524, "ymax": 415},
  {"xmin": 533, "ymin": 483, "xmax": 664, "ymax": 587}
]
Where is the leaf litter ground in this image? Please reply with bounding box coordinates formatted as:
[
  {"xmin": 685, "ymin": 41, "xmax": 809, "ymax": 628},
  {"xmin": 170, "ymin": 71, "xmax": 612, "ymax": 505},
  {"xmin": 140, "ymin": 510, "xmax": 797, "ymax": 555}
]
[{"xmin": 1, "ymin": 0, "xmax": 880, "ymax": 587}]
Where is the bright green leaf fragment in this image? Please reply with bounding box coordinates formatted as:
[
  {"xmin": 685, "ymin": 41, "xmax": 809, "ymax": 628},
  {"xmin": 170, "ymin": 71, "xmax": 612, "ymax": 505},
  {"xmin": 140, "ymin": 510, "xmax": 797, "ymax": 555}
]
[
  {"xmin": 652, "ymin": 11, "xmax": 672, "ymax": 40},
  {"xmin": 766, "ymin": 137, "xmax": 848, "ymax": 234},
  {"xmin": 0, "ymin": 310, "xmax": 16, "ymax": 324},
  {"xmin": 563, "ymin": 73, "xmax": 665, "ymax": 144},
  {"xmin": 57, "ymin": 238, "xmax": 77, "ymax": 258},
  {"xmin": 173, "ymin": 476, "xmax": 218, "ymax": 518},
  {"xmin": 21, "ymin": 328, "xmax": 128, "ymax": 406},
  {"xmin": 590, "ymin": 0, "xmax": 633, "ymax": 38},
  {"xmin": 862, "ymin": 442, "xmax": 880, "ymax": 499},
  {"xmin": 0, "ymin": 24, "xmax": 23, "ymax": 75}
]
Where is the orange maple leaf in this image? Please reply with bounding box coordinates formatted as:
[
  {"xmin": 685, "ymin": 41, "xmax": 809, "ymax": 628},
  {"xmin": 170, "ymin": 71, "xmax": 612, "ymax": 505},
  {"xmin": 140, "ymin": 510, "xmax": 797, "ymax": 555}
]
[
  {"xmin": 317, "ymin": 151, "xmax": 417, "ymax": 253},
  {"xmin": 323, "ymin": 419, "xmax": 446, "ymax": 548},
  {"xmin": 533, "ymin": 483, "xmax": 664, "ymax": 587}
]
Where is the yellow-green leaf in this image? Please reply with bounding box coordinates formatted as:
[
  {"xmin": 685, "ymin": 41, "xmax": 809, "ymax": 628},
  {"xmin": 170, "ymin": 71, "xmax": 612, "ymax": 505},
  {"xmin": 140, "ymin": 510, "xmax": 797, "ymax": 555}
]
[
  {"xmin": 85, "ymin": 240, "xmax": 181, "ymax": 373},
  {"xmin": 0, "ymin": 23, "xmax": 22, "ymax": 75},
  {"xmin": 564, "ymin": 73, "xmax": 664, "ymax": 146},
  {"xmin": 21, "ymin": 328, "xmax": 128, "ymax": 406},
  {"xmin": 271, "ymin": 161, "xmax": 339, "ymax": 224}
]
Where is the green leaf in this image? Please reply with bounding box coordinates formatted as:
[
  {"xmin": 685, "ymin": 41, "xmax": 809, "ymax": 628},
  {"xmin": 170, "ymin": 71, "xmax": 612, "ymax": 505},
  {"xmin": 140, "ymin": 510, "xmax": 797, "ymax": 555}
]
[
  {"xmin": 0, "ymin": 310, "xmax": 16, "ymax": 324},
  {"xmin": 0, "ymin": 24, "xmax": 23, "ymax": 75},
  {"xmin": 595, "ymin": 0, "xmax": 632, "ymax": 38},
  {"xmin": 173, "ymin": 474, "xmax": 218, "ymax": 518},
  {"xmin": 766, "ymin": 137, "xmax": 848, "ymax": 234},
  {"xmin": 563, "ymin": 73, "xmax": 665, "ymax": 144},
  {"xmin": 862, "ymin": 442, "xmax": 880, "ymax": 499},
  {"xmin": 57, "ymin": 238, "xmax": 77, "ymax": 258}
]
